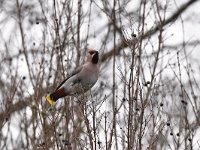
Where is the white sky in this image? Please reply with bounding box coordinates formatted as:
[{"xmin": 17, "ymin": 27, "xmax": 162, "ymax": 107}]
[{"xmin": 0, "ymin": 0, "xmax": 200, "ymax": 149}]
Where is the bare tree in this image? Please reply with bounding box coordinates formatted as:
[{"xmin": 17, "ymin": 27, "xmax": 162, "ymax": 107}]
[{"xmin": 0, "ymin": 0, "xmax": 200, "ymax": 149}]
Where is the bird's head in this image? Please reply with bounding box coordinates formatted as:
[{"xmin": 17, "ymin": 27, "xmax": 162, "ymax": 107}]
[{"xmin": 86, "ymin": 49, "xmax": 99, "ymax": 64}]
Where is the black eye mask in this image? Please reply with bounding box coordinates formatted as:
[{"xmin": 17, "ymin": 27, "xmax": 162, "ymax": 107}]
[{"xmin": 92, "ymin": 52, "xmax": 99, "ymax": 64}]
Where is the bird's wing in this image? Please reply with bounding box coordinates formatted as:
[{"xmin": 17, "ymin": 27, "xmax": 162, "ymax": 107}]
[{"xmin": 55, "ymin": 66, "xmax": 83, "ymax": 91}]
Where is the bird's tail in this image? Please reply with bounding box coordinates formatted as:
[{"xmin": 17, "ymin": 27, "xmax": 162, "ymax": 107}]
[{"xmin": 46, "ymin": 95, "xmax": 54, "ymax": 105}]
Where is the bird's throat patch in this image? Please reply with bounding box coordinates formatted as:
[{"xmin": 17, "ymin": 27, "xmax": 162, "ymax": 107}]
[{"xmin": 92, "ymin": 52, "xmax": 99, "ymax": 64}]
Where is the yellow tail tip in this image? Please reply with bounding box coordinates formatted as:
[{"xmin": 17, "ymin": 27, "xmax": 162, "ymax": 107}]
[{"xmin": 46, "ymin": 95, "xmax": 54, "ymax": 105}]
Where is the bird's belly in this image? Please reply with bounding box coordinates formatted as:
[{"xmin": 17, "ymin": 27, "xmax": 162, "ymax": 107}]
[
  {"xmin": 66, "ymin": 74, "xmax": 98, "ymax": 95},
  {"xmin": 81, "ymin": 74, "xmax": 98, "ymax": 89}
]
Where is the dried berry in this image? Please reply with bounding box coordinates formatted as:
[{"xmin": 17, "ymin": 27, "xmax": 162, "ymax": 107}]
[
  {"xmin": 131, "ymin": 33, "xmax": 136, "ymax": 37},
  {"xmin": 122, "ymin": 97, "xmax": 126, "ymax": 102}
]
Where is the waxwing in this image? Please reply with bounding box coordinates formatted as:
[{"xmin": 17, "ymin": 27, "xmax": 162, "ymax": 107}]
[{"xmin": 46, "ymin": 49, "xmax": 99, "ymax": 105}]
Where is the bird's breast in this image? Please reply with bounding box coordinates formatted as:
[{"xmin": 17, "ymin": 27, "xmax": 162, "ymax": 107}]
[{"xmin": 81, "ymin": 72, "xmax": 98, "ymax": 86}]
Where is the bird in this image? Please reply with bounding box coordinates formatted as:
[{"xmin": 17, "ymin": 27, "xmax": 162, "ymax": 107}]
[{"xmin": 46, "ymin": 49, "xmax": 99, "ymax": 105}]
